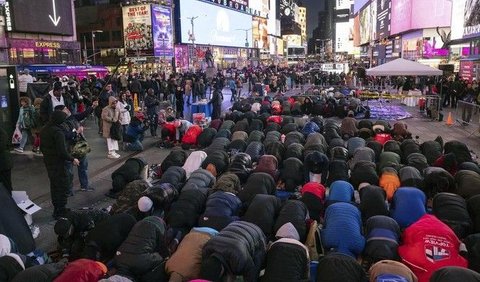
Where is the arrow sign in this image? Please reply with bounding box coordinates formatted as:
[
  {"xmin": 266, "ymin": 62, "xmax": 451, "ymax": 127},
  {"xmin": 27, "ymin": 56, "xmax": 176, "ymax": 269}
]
[{"xmin": 48, "ymin": 0, "xmax": 61, "ymax": 26}]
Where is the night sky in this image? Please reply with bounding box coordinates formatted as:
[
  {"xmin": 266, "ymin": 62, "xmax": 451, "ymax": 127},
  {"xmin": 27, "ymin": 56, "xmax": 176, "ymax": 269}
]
[{"xmin": 302, "ymin": 0, "xmax": 325, "ymax": 38}]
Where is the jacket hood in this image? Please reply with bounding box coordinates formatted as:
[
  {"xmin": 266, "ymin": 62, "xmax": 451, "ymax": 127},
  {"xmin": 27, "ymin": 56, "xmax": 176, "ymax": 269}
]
[
  {"xmin": 50, "ymin": 110, "xmax": 68, "ymax": 125},
  {"xmin": 108, "ymin": 96, "xmax": 117, "ymax": 106},
  {"xmin": 275, "ymin": 222, "xmax": 301, "ymax": 241}
]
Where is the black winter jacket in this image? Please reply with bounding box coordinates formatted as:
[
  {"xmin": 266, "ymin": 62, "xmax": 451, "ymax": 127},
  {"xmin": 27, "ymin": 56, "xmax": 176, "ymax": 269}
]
[
  {"xmin": 245, "ymin": 141, "xmax": 264, "ymax": 163},
  {"xmin": 202, "ymin": 221, "xmax": 267, "ymax": 282},
  {"xmin": 273, "ymin": 200, "xmax": 308, "ymax": 243},
  {"xmin": 160, "ymin": 151, "xmax": 188, "ymax": 173},
  {"xmin": 238, "ymin": 172, "xmax": 276, "ymax": 205},
  {"xmin": 242, "ymin": 194, "xmax": 282, "ymax": 240},
  {"xmin": 157, "ymin": 166, "xmax": 186, "ymax": 191}
]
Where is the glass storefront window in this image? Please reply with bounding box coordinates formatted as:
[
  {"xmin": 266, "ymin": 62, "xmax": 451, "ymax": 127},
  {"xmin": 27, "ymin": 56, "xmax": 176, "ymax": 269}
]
[{"xmin": 9, "ymin": 48, "xmax": 79, "ymax": 65}]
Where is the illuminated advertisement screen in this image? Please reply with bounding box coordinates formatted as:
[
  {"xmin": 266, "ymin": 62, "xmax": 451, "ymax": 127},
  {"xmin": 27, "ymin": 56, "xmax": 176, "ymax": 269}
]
[
  {"xmin": 252, "ymin": 17, "xmax": 269, "ymax": 51},
  {"xmin": 249, "ymin": 0, "xmax": 269, "ymax": 18},
  {"xmin": 391, "ymin": 0, "xmax": 452, "ymax": 35},
  {"xmin": 359, "ymin": 5, "xmax": 371, "ymax": 44},
  {"xmin": 123, "ymin": 4, "xmax": 153, "ymax": 57},
  {"xmin": 179, "ymin": 0, "xmax": 253, "ymax": 48},
  {"xmin": 151, "ymin": 5, "xmax": 174, "ymax": 57},
  {"xmin": 354, "ymin": 0, "xmax": 369, "ymax": 13},
  {"xmin": 5, "ymin": 0, "xmax": 74, "ymax": 35},
  {"xmin": 452, "ymin": 0, "xmax": 480, "ymax": 40},
  {"xmin": 377, "ymin": 0, "xmax": 391, "ymax": 39},
  {"xmin": 336, "ymin": 21, "xmax": 354, "ymax": 53}
]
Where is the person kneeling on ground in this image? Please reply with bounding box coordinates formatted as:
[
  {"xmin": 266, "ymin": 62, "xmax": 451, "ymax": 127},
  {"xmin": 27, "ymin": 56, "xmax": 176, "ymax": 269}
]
[{"xmin": 123, "ymin": 113, "xmax": 150, "ymax": 152}]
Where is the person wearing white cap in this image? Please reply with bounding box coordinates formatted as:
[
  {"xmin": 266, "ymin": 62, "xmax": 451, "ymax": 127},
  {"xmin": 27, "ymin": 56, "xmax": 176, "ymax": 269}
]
[{"xmin": 137, "ymin": 196, "xmax": 154, "ymax": 214}]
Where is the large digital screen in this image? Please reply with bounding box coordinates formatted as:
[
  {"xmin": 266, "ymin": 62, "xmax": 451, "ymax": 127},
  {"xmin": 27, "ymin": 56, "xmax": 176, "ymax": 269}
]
[
  {"xmin": 354, "ymin": 0, "xmax": 369, "ymax": 13},
  {"xmin": 252, "ymin": 17, "xmax": 269, "ymax": 51},
  {"xmin": 5, "ymin": 0, "xmax": 74, "ymax": 35},
  {"xmin": 376, "ymin": 0, "xmax": 391, "ymax": 39},
  {"xmin": 249, "ymin": 0, "xmax": 269, "ymax": 18},
  {"xmin": 451, "ymin": 0, "xmax": 480, "ymax": 40},
  {"xmin": 152, "ymin": 5, "xmax": 174, "ymax": 58},
  {"xmin": 123, "ymin": 4, "xmax": 153, "ymax": 57},
  {"xmin": 336, "ymin": 21, "xmax": 354, "ymax": 53},
  {"xmin": 179, "ymin": 0, "xmax": 253, "ymax": 48},
  {"xmin": 359, "ymin": 5, "xmax": 371, "ymax": 44},
  {"xmin": 391, "ymin": 0, "xmax": 452, "ymax": 35},
  {"xmin": 337, "ymin": 0, "xmax": 352, "ymax": 10}
]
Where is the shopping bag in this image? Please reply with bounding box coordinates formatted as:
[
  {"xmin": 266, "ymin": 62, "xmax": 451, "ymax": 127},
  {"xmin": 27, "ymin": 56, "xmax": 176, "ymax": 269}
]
[{"xmin": 12, "ymin": 127, "xmax": 22, "ymax": 145}]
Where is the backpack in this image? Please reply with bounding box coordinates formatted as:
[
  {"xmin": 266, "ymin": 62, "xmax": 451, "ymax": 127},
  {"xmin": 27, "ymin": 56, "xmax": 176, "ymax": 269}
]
[{"xmin": 22, "ymin": 106, "xmax": 36, "ymax": 129}]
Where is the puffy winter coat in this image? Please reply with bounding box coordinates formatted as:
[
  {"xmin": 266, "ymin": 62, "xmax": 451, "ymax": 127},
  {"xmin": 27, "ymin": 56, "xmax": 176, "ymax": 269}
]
[
  {"xmin": 214, "ymin": 129, "xmax": 231, "ymax": 140},
  {"xmin": 238, "ymin": 172, "xmax": 276, "ymax": 205},
  {"xmin": 347, "ymin": 137, "xmax": 366, "ymax": 158},
  {"xmin": 400, "ymin": 139, "xmax": 421, "ymax": 164},
  {"xmin": 231, "ymin": 131, "xmax": 248, "ymax": 142},
  {"xmin": 248, "ymin": 119, "xmax": 264, "ymax": 133},
  {"xmin": 378, "ymin": 152, "xmax": 401, "ymax": 172},
  {"xmin": 201, "ymin": 221, "xmax": 267, "ymax": 282},
  {"xmin": 383, "ymin": 140, "xmax": 402, "ymax": 156},
  {"xmin": 111, "ymin": 180, "xmax": 150, "ymax": 215},
  {"xmin": 455, "ymin": 170, "xmax": 480, "ymax": 199},
  {"xmin": 359, "ymin": 185, "xmax": 388, "ymax": 222},
  {"xmin": 322, "ymin": 202, "xmax": 365, "ymax": 258},
  {"xmin": 254, "ymin": 155, "xmax": 279, "ymax": 180},
  {"xmin": 350, "ymin": 161, "xmax": 379, "ymax": 190},
  {"xmin": 246, "ymin": 130, "xmax": 265, "ymax": 145},
  {"xmin": 285, "ymin": 143, "xmax": 304, "ymax": 161},
  {"xmin": 157, "ymin": 166, "xmax": 186, "ymax": 191},
  {"xmin": 264, "ymin": 122, "xmax": 281, "ymax": 134},
  {"xmin": 242, "ymin": 194, "xmax": 282, "ymax": 240},
  {"xmin": 143, "ymin": 183, "xmax": 178, "ymax": 212},
  {"xmin": 444, "ymin": 140, "xmax": 473, "ymax": 164},
  {"xmin": 350, "ymin": 147, "xmax": 376, "ymax": 170},
  {"xmin": 281, "ymin": 157, "xmax": 305, "ymax": 192},
  {"xmin": 182, "ymin": 169, "xmax": 215, "ymax": 192},
  {"xmin": 406, "ymin": 153, "xmax": 428, "ymax": 173},
  {"xmin": 245, "ymin": 141, "xmax": 264, "ymax": 163},
  {"xmin": 261, "ymin": 229, "xmax": 310, "ymax": 282},
  {"xmin": 433, "ymin": 192, "xmax": 473, "ymax": 239},
  {"xmin": 165, "ymin": 228, "xmax": 218, "ymax": 282},
  {"xmin": 390, "ymin": 187, "xmax": 426, "ymax": 228},
  {"xmin": 228, "ymin": 153, "xmax": 253, "ymax": 183},
  {"xmin": 273, "ymin": 200, "xmax": 309, "ymax": 243},
  {"xmin": 328, "ymin": 180, "xmax": 355, "ymax": 204},
  {"xmin": 327, "ymin": 159, "xmax": 349, "ymax": 186},
  {"xmin": 54, "ymin": 259, "xmax": 106, "ymax": 282},
  {"xmin": 115, "ymin": 216, "xmax": 167, "ymax": 277},
  {"xmin": 284, "ymin": 131, "xmax": 305, "ymax": 148},
  {"xmin": 430, "ymin": 267, "xmax": 480, "ymax": 282},
  {"xmin": 219, "ymin": 120, "xmax": 235, "ymax": 131},
  {"xmin": 363, "ymin": 216, "xmax": 401, "ymax": 262},
  {"xmin": 302, "ymin": 121, "xmax": 320, "ymax": 137},
  {"xmin": 421, "ymin": 140, "xmax": 443, "ymax": 165},
  {"xmin": 315, "ymin": 252, "xmax": 367, "ymax": 282},
  {"xmin": 204, "ymin": 137, "xmax": 230, "ymax": 155},
  {"xmin": 366, "ymin": 140, "xmax": 383, "ymax": 162},
  {"xmin": 423, "ymin": 167, "xmax": 455, "ymax": 199},
  {"xmin": 467, "ymin": 195, "xmax": 480, "ymax": 233},
  {"xmin": 228, "ymin": 139, "xmax": 247, "ymax": 154},
  {"xmin": 202, "ymin": 150, "xmax": 230, "ymax": 176},
  {"xmin": 182, "ymin": 125, "xmax": 202, "ymax": 145},
  {"xmin": 83, "ymin": 213, "xmax": 137, "ymax": 263},
  {"xmin": 399, "ymin": 166, "xmax": 424, "ymax": 190},
  {"xmin": 111, "ymin": 157, "xmax": 148, "ymax": 193},
  {"xmin": 232, "ymin": 118, "xmax": 249, "ymax": 133},
  {"xmin": 211, "ymin": 173, "xmax": 241, "ymax": 194},
  {"xmin": 263, "ymin": 130, "xmax": 281, "ymax": 147},
  {"xmin": 12, "ymin": 261, "xmax": 66, "ymax": 282},
  {"xmin": 199, "ymin": 191, "xmax": 242, "ymax": 231},
  {"xmin": 398, "ymin": 215, "xmax": 468, "ymax": 282},
  {"xmin": 264, "ymin": 141, "xmax": 285, "ymax": 164},
  {"xmin": 304, "ymin": 133, "xmax": 327, "ymax": 155},
  {"xmin": 160, "ymin": 151, "xmax": 188, "ymax": 173},
  {"xmin": 209, "ymin": 119, "xmax": 223, "ymax": 131},
  {"xmin": 166, "ymin": 189, "xmax": 207, "ymax": 229},
  {"xmin": 197, "ymin": 128, "xmax": 217, "ymax": 148}
]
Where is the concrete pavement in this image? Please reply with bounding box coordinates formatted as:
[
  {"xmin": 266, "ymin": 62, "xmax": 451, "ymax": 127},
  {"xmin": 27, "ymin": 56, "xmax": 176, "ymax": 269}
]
[{"xmin": 10, "ymin": 87, "xmax": 480, "ymax": 252}]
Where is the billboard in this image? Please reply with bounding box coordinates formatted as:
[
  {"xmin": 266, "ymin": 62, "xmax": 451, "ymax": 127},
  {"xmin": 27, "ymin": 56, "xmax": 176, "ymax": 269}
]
[
  {"xmin": 359, "ymin": 5, "xmax": 371, "ymax": 44},
  {"xmin": 151, "ymin": 5, "xmax": 173, "ymax": 58},
  {"xmin": 354, "ymin": 0, "xmax": 369, "ymax": 13},
  {"xmin": 5, "ymin": 0, "xmax": 74, "ymax": 35},
  {"xmin": 334, "ymin": 9, "xmax": 350, "ymax": 22},
  {"xmin": 337, "ymin": 0, "xmax": 352, "ymax": 10},
  {"xmin": 179, "ymin": 0, "xmax": 253, "ymax": 48},
  {"xmin": 391, "ymin": 0, "xmax": 452, "ymax": 35},
  {"xmin": 280, "ymin": 0, "xmax": 301, "ymax": 35},
  {"xmin": 123, "ymin": 4, "xmax": 153, "ymax": 57},
  {"xmin": 452, "ymin": 0, "xmax": 480, "ymax": 40},
  {"xmin": 376, "ymin": 0, "xmax": 391, "ymax": 39},
  {"xmin": 252, "ymin": 17, "xmax": 269, "ymax": 51},
  {"xmin": 336, "ymin": 21, "xmax": 354, "ymax": 53},
  {"xmin": 249, "ymin": 0, "xmax": 269, "ymax": 18}
]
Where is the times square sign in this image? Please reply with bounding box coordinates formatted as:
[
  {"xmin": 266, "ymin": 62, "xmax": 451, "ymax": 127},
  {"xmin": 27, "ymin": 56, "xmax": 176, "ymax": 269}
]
[{"xmin": 201, "ymin": 0, "xmax": 269, "ymax": 18}]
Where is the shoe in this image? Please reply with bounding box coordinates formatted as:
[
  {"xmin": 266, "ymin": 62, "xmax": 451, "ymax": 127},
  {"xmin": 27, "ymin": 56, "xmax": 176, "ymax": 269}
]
[
  {"xmin": 67, "ymin": 191, "xmax": 75, "ymax": 197},
  {"xmin": 107, "ymin": 153, "xmax": 120, "ymax": 159},
  {"xmin": 80, "ymin": 187, "xmax": 87, "ymax": 192},
  {"xmin": 14, "ymin": 148, "xmax": 24, "ymax": 153},
  {"xmin": 86, "ymin": 186, "xmax": 95, "ymax": 192},
  {"xmin": 52, "ymin": 208, "xmax": 71, "ymax": 220}
]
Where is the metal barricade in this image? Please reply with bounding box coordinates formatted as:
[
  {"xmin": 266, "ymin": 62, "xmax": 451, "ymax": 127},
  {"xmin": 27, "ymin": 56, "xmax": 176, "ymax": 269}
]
[{"xmin": 454, "ymin": 100, "xmax": 480, "ymax": 137}]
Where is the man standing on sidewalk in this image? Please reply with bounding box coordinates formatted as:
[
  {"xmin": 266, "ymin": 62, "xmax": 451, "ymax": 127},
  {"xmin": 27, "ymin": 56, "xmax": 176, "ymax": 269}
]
[
  {"xmin": 55, "ymin": 100, "xmax": 98, "ymax": 195},
  {"xmin": 40, "ymin": 111, "xmax": 79, "ymax": 219}
]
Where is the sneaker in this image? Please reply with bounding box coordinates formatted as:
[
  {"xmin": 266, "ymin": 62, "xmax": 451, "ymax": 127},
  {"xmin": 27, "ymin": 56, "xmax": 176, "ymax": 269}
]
[
  {"xmin": 14, "ymin": 148, "xmax": 24, "ymax": 153},
  {"xmin": 113, "ymin": 152, "xmax": 121, "ymax": 158},
  {"xmin": 107, "ymin": 153, "xmax": 120, "ymax": 159},
  {"xmin": 80, "ymin": 187, "xmax": 87, "ymax": 192}
]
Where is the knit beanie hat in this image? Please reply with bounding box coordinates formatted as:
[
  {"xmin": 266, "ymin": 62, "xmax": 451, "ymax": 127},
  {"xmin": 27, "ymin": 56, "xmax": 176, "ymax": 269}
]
[
  {"xmin": 138, "ymin": 196, "xmax": 154, "ymax": 212},
  {"xmin": 275, "ymin": 222, "xmax": 301, "ymax": 241}
]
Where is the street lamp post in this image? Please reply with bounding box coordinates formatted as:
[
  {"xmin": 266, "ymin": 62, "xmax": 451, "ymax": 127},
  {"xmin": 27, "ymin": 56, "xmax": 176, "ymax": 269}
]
[
  {"xmin": 187, "ymin": 16, "xmax": 199, "ymax": 70},
  {"xmin": 91, "ymin": 30, "xmax": 103, "ymax": 65},
  {"xmin": 236, "ymin": 28, "xmax": 252, "ymax": 48}
]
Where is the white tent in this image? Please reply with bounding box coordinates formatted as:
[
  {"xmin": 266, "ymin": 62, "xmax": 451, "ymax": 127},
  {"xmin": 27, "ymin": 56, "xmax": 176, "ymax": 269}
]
[{"xmin": 366, "ymin": 58, "xmax": 443, "ymax": 76}]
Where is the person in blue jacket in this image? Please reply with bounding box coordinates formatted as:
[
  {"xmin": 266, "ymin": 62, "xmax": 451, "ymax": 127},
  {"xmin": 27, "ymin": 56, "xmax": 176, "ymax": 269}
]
[{"xmin": 123, "ymin": 115, "xmax": 150, "ymax": 151}]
